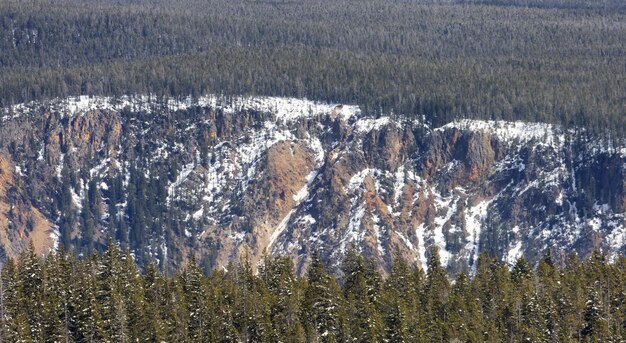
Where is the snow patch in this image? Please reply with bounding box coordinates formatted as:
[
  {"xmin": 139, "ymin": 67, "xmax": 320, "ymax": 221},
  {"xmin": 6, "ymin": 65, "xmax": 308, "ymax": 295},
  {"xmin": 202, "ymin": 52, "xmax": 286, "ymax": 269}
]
[
  {"xmin": 395, "ymin": 231, "xmax": 415, "ymax": 252},
  {"xmin": 339, "ymin": 204, "xmax": 367, "ymax": 255},
  {"xmin": 372, "ymin": 214, "xmax": 385, "ymax": 255},
  {"xmin": 464, "ymin": 198, "xmax": 494, "ymax": 275},
  {"xmin": 167, "ymin": 162, "xmax": 195, "ymax": 205},
  {"xmin": 416, "ymin": 223, "xmax": 428, "ymax": 271},
  {"xmin": 299, "ymin": 215, "xmax": 316, "ymax": 224},
  {"xmin": 5, "ymin": 94, "xmax": 361, "ymax": 123},
  {"xmin": 268, "ymin": 210, "xmax": 295, "ymax": 252},
  {"xmin": 437, "ymin": 119, "xmax": 559, "ymax": 146},
  {"xmin": 354, "ymin": 117, "xmax": 391, "ymax": 133}
]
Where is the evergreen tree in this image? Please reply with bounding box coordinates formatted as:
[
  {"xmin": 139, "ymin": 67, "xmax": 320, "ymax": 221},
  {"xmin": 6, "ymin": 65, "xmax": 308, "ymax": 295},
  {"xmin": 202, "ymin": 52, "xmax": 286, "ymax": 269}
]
[
  {"xmin": 58, "ymin": 165, "xmax": 75, "ymax": 251},
  {"xmin": 0, "ymin": 259, "xmax": 20, "ymax": 342},
  {"xmin": 341, "ymin": 247, "xmax": 384, "ymax": 342},
  {"xmin": 16, "ymin": 243, "xmax": 44, "ymax": 342},
  {"xmin": 70, "ymin": 255, "xmax": 106, "ymax": 342},
  {"xmin": 41, "ymin": 250, "xmax": 74, "ymax": 342},
  {"xmin": 260, "ymin": 256, "xmax": 305, "ymax": 343},
  {"xmin": 302, "ymin": 251, "xmax": 342, "ymax": 343},
  {"xmin": 97, "ymin": 244, "xmax": 128, "ymax": 342},
  {"xmin": 142, "ymin": 262, "xmax": 168, "ymax": 342},
  {"xmin": 212, "ymin": 269, "xmax": 240, "ymax": 343},
  {"xmin": 422, "ymin": 247, "xmax": 450, "ymax": 342},
  {"xmin": 183, "ymin": 258, "xmax": 216, "ymax": 342},
  {"xmin": 382, "ymin": 256, "xmax": 418, "ymax": 342}
]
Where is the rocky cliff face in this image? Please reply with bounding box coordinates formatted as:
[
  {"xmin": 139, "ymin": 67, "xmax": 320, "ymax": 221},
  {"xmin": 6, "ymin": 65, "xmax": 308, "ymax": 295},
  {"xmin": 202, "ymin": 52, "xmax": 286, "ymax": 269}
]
[{"xmin": 1, "ymin": 96, "xmax": 624, "ymax": 275}]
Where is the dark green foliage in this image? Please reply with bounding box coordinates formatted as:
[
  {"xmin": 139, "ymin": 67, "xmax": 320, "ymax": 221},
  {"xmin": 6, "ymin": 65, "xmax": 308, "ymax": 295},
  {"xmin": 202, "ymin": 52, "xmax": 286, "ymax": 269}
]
[
  {"xmin": 3, "ymin": 243, "xmax": 626, "ymax": 341},
  {"xmin": 0, "ymin": 0, "xmax": 624, "ymax": 135}
]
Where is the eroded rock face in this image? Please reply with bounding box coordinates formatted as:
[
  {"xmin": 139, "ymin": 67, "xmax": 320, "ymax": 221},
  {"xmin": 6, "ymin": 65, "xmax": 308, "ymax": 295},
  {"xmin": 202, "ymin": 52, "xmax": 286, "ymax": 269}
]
[
  {"xmin": 0, "ymin": 154, "xmax": 53, "ymax": 258},
  {"xmin": 1, "ymin": 96, "xmax": 625, "ymax": 275}
]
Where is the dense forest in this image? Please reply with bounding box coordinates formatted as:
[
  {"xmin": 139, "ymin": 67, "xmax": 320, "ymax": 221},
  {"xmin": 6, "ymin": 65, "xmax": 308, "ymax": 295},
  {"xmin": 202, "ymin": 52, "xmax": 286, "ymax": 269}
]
[
  {"xmin": 2, "ymin": 243, "xmax": 626, "ymax": 342},
  {"xmin": 1, "ymin": 0, "xmax": 624, "ymax": 133}
]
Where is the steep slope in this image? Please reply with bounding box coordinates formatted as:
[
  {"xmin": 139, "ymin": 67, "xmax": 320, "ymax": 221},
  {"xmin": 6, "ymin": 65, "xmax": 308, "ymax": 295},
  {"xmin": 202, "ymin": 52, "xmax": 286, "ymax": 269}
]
[{"xmin": 0, "ymin": 95, "xmax": 624, "ymax": 275}]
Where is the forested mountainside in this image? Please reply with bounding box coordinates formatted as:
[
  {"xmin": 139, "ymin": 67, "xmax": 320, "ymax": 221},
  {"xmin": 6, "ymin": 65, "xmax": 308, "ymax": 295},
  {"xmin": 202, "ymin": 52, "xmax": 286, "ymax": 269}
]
[
  {"xmin": 0, "ymin": 95, "xmax": 624, "ymax": 275},
  {"xmin": 1, "ymin": 0, "xmax": 625, "ymax": 341},
  {"xmin": 3, "ymin": 242, "xmax": 626, "ymax": 342},
  {"xmin": 1, "ymin": 0, "xmax": 624, "ymax": 133}
]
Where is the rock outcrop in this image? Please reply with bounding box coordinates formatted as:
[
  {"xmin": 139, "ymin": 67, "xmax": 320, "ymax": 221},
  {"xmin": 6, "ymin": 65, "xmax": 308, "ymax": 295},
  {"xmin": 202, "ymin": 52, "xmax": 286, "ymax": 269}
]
[{"xmin": 1, "ymin": 95, "xmax": 624, "ymax": 276}]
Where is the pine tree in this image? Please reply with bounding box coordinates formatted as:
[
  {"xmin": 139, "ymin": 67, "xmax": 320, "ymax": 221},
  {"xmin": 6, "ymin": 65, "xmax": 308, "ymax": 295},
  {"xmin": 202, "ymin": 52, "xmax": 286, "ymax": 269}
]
[
  {"xmin": 164, "ymin": 273, "xmax": 189, "ymax": 341},
  {"xmin": 120, "ymin": 251, "xmax": 149, "ymax": 342},
  {"xmin": 70, "ymin": 256, "xmax": 105, "ymax": 342},
  {"xmin": 302, "ymin": 251, "xmax": 342, "ymax": 343},
  {"xmin": 142, "ymin": 262, "xmax": 168, "ymax": 342},
  {"xmin": 16, "ymin": 243, "xmax": 44, "ymax": 342},
  {"xmin": 0, "ymin": 259, "xmax": 20, "ymax": 342},
  {"xmin": 536, "ymin": 251, "xmax": 559, "ymax": 341},
  {"xmin": 260, "ymin": 256, "xmax": 305, "ymax": 343},
  {"xmin": 183, "ymin": 258, "xmax": 216, "ymax": 342},
  {"xmin": 41, "ymin": 250, "xmax": 74, "ymax": 342},
  {"xmin": 380, "ymin": 288, "xmax": 409, "ymax": 343},
  {"xmin": 13, "ymin": 313, "xmax": 33, "ymax": 343},
  {"xmin": 582, "ymin": 288, "xmax": 609, "ymax": 340},
  {"xmin": 234, "ymin": 259, "xmax": 273, "ymax": 342},
  {"xmin": 385, "ymin": 256, "xmax": 420, "ymax": 342},
  {"xmin": 557, "ymin": 253, "xmax": 585, "ymax": 341},
  {"xmin": 58, "ymin": 165, "xmax": 75, "ymax": 250},
  {"xmin": 422, "ymin": 246, "xmax": 450, "ymax": 342},
  {"xmin": 97, "ymin": 244, "xmax": 128, "ymax": 342},
  {"xmin": 447, "ymin": 272, "xmax": 481, "ymax": 342},
  {"xmin": 341, "ymin": 248, "xmax": 384, "ymax": 342},
  {"xmin": 212, "ymin": 269, "xmax": 240, "ymax": 343}
]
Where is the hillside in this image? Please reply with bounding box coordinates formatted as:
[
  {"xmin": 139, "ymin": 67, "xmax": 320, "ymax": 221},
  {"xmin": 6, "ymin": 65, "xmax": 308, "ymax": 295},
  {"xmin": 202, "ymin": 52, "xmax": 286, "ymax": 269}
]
[
  {"xmin": 1, "ymin": 95, "xmax": 624, "ymax": 275},
  {"xmin": 1, "ymin": 0, "xmax": 625, "ymax": 133}
]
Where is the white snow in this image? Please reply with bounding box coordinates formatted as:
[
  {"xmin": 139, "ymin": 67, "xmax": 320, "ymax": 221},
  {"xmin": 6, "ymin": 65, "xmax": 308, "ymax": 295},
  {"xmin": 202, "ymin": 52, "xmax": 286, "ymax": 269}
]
[
  {"xmin": 416, "ymin": 223, "xmax": 428, "ymax": 271},
  {"xmin": 49, "ymin": 225, "xmax": 60, "ymax": 252},
  {"xmin": 292, "ymin": 185, "xmax": 310, "ymax": 203},
  {"xmin": 71, "ymin": 182, "xmax": 84, "ymax": 210},
  {"xmin": 293, "ymin": 170, "xmax": 319, "ymax": 203},
  {"xmin": 56, "ymin": 153, "xmax": 65, "ymax": 179},
  {"xmin": 430, "ymin": 187, "xmax": 463, "ymax": 267},
  {"xmin": 167, "ymin": 162, "xmax": 195, "ymax": 205},
  {"xmin": 299, "ymin": 215, "xmax": 316, "ymax": 224},
  {"xmin": 437, "ymin": 119, "xmax": 559, "ymax": 146},
  {"xmin": 588, "ymin": 217, "xmax": 602, "ymax": 232},
  {"xmin": 339, "ymin": 204, "xmax": 366, "ymax": 255},
  {"xmin": 6, "ymin": 94, "xmax": 361, "ymax": 122},
  {"xmin": 308, "ymin": 137, "xmax": 325, "ymax": 165},
  {"xmin": 37, "ymin": 144, "xmax": 45, "ymax": 161},
  {"xmin": 6, "ymin": 94, "xmax": 626, "ymax": 271},
  {"xmin": 507, "ymin": 241, "xmax": 523, "ymax": 265},
  {"xmin": 395, "ymin": 230, "xmax": 415, "ymax": 252},
  {"xmin": 354, "ymin": 117, "xmax": 391, "ymax": 133},
  {"xmin": 392, "ymin": 165, "xmax": 406, "ymax": 208},
  {"xmin": 267, "ymin": 210, "xmax": 295, "ymax": 252},
  {"xmin": 230, "ymin": 231, "xmax": 246, "ymax": 244},
  {"xmin": 464, "ymin": 198, "xmax": 494, "ymax": 274},
  {"xmin": 346, "ymin": 168, "xmax": 384, "ymax": 193},
  {"xmin": 192, "ymin": 207, "xmax": 204, "ymax": 220},
  {"xmin": 372, "ymin": 214, "xmax": 385, "ymax": 255}
]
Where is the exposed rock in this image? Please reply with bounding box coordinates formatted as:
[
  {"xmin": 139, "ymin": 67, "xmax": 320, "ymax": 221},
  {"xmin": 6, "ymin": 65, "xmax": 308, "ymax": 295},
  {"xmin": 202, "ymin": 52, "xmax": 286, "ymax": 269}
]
[
  {"xmin": 0, "ymin": 95, "xmax": 625, "ymax": 276},
  {"xmin": 0, "ymin": 154, "xmax": 54, "ymax": 258}
]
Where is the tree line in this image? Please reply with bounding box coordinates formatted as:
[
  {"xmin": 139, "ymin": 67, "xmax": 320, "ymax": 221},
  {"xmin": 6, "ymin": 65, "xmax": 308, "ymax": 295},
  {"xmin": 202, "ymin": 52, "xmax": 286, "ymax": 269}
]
[
  {"xmin": 0, "ymin": 0, "xmax": 624, "ymax": 134},
  {"xmin": 2, "ymin": 242, "xmax": 626, "ymax": 342}
]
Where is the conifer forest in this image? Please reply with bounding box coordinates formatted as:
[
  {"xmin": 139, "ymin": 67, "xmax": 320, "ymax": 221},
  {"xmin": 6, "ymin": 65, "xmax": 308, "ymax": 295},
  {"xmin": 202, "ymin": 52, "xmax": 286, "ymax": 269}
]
[
  {"xmin": 3, "ymin": 244, "xmax": 626, "ymax": 342},
  {"xmin": 1, "ymin": 0, "xmax": 625, "ymax": 133},
  {"xmin": 0, "ymin": 0, "xmax": 625, "ymax": 341}
]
